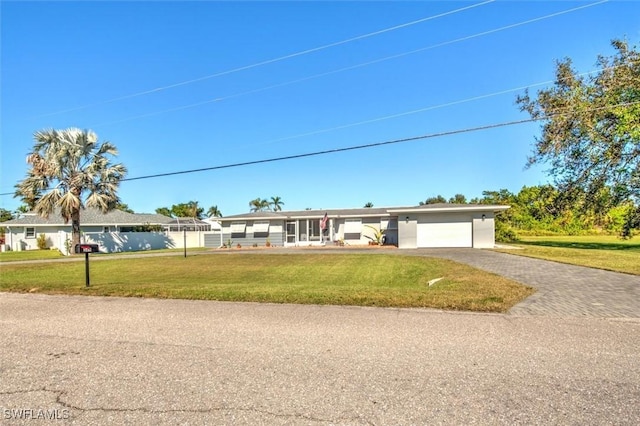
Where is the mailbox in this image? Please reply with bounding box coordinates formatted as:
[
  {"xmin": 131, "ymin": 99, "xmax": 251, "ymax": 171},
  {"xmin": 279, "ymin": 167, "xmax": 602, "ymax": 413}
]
[{"xmin": 75, "ymin": 244, "xmax": 100, "ymax": 254}]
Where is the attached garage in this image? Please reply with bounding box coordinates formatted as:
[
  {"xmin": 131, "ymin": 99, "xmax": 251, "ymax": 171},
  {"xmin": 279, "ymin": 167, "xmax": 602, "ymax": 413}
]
[
  {"xmin": 389, "ymin": 204, "xmax": 509, "ymax": 249},
  {"xmin": 417, "ymin": 214, "xmax": 472, "ymax": 248}
]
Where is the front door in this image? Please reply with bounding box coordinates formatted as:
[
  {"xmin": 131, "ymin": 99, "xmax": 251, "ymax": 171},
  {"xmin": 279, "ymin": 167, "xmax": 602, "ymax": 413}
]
[{"xmin": 286, "ymin": 221, "xmax": 297, "ymax": 245}]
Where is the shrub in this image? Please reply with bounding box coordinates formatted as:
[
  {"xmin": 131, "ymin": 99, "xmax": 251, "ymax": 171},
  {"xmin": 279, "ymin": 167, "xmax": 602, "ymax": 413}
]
[
  {"xmin": 495, "ymin": 221, "xmax": 519, "ymax": 243},
  {"xmin": 37, "ymin": 233, "xmax": 49, "ymax": 250}
]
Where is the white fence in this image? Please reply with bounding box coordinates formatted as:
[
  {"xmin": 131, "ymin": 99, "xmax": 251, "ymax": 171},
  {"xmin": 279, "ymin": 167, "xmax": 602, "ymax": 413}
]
[
  {"xmin": 6, "ymin": 230, "xmax": 223, "ymax": 255},
  {"xmin": 63, "ymin": 231, "xmax": 222, "ymax": 255}
]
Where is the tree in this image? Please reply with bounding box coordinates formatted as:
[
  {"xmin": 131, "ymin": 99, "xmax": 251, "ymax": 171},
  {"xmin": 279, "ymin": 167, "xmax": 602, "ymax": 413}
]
[
  {"xmin": 184, "ymin": 200, "xmax": 203, "ymax": 219},
  {"xmin": 155, "ymin": 207, "xmax": 172, "ymax": 217},
  {"xmin": 419, "ymin": 195, "xmax": 447, "ymax": 205},
  {"xmin": 0, "ymin": 209, "xmax": 12, "ymax": 243},
  {"xmin": 516, "ymin": 39, "xmax": 640, "ymax": 236},
  {"xmin": 0, "ymin": 208, "xmax": 13, "ymax": 222},
  {"xmin": 116, "ymin": 202, "xmax": 134, "ymax": 213},
  {"xmin": 207, "ymin": 205, "xmax": 222, "ymax": 217},
  {"xmin": 269, "ymin": 196, "xmax": 284, "ymax": 212},
  {"xmin": 448, "ymin": 194, "xmax": 467, "ymax": 204},
  {"xmin": 14, "ymin": 128, "xmax": 127, "ymax": 251},
  {"xmin": 156, "ymin": 202, "xmax": 204, "ymax": 219},
  {"xmin": 363, "ymin": 202, "xmax": 374, "ymax": 208},
  {"xmin": 249, "ymin": 198, "xmax": 270, "ymax": 212}
]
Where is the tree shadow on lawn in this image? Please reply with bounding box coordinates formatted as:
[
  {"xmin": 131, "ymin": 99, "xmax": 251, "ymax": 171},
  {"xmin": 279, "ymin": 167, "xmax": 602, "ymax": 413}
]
[{"xmin": 518, "ymin": 240, "xmax": 640, "ymax": 251}]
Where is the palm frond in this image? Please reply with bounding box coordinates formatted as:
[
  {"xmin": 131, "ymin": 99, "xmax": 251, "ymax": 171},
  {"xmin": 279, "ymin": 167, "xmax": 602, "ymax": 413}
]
[{"xmin": 58, "ymin": 188, "xmax": 82, "ymax": 221}]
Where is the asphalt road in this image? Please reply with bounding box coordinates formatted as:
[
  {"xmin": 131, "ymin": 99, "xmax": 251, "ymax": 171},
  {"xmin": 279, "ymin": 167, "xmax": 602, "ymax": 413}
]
[{"xmin": 1, "ymin": 293, "xmax": 639, "ymax": 425}]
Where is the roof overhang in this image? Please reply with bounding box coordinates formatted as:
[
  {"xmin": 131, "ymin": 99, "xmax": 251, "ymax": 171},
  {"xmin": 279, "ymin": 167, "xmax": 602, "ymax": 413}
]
[
  {"xmin": 283, "ymin": 213, "xmax": 391, "ymax": 219},
  {"xmin": 387, "ymin": 205, "xmax": 510, "ymax": 214}
]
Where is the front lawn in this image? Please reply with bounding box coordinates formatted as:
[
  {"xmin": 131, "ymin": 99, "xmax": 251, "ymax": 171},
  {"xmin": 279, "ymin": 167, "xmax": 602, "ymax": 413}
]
[
  {"xmin": 0, "ymin": 250, "xmax": 64, "ymax": 262},
  {"xmin": 496, "ymin": 235, "xmax": 640, "ymax": 275},
  {"xmin": 0, "ymin": 247, "xmax": 208, "ymax": 262},
  {"xmin": 0, "ymin": 253, "xmax": 533, "ymax": 312}
]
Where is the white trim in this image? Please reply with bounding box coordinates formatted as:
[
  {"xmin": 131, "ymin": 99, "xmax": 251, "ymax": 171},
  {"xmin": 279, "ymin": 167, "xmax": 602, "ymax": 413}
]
[
  {"xmin": 388, "ymin": 205, "xmax": 510, "ymax": 214},
  {"xmin": 25, "ymin": 227, "xmax": 36, "ymax": 238}
]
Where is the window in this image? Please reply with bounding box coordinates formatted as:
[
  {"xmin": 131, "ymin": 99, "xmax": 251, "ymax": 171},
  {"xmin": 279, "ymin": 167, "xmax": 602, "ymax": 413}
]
[
  {"xmin": 252, "ymin": 221, "xmax": 270, "ymax": 234},
  {"xmin": 343, "ymin": 219, "xmax": 362, "ymax": 240},
  {"xmin": 230, "ymin": 222, "xmax": 246, "ymax": 234},
  {"xmin": 103, "ymin": 226, "xmax": 111, "ymax": 233},
  {"xmin": 25, "ymin": 227, "xmax": 36, "ymax": 238}
]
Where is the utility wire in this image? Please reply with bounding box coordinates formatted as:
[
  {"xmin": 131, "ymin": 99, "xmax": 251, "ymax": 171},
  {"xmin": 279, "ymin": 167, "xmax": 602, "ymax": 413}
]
[
  {"xmin": 2, "ymin": 100, "xmax": 638, "ymax": 196},
  {"xmin": 119, "ymin": 119, "xmax": 535, "ymax": 182},
  {"xmin": 92, "ymin": 0, "xmax": 607, "ymax": 129},
  {"xmin": 254, "ymin": 65, "xmax": 623, "ymax": 147},
  {"xmin": 117, "ymin": 100, "xmax": 640, "ymax": 183},
  {"xmin": 37, "ymin": 0, "xmax": 495, "ymax": 118}
]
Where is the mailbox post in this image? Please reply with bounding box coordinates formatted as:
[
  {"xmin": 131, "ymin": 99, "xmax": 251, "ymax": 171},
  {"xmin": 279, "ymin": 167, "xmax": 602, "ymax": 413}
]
[{"xmin": 75, "ymin": 244, "xmax": 100, "ymax": 287}]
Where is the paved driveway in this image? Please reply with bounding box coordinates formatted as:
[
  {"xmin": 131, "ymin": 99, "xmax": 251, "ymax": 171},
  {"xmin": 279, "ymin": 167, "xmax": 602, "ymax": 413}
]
[{"xmin": 415, "ymin": 249, "xmax": 640, "ymax": 318}]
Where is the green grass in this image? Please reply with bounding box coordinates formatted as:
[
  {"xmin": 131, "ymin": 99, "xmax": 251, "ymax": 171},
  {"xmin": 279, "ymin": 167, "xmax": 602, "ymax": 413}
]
[
  {"xmin": 496, "ymin": 235, "xmax": 640, "ymax": 275},
  {"xmin": 0, "ymin": 247, "xmax": 208, "ymax": 262},
  {"xmin": 0, "ymin": 253, "xmax": 533, "ymax": 313},
  {"xmin": 0, "ymin": 249, "xmax": 65, "ymax": 262}
]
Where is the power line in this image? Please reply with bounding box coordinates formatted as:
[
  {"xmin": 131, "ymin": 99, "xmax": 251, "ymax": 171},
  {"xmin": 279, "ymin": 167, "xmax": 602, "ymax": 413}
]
[
  {"xmin": 121, "ymin": 119, "xmax": 536, "ymax": 182},
  {"xmin": 253, "ymin": 65, "xmax": 623, "ymax": 148},
  {"xmin": 36, "ymin": 0, "xmax": 495, "ymax": 118},
  {"xmin": 109, "ymin": 101, "xmax": 640, "ymax": 183},
  {"xmin": 2, "ymin": 100, "xmax": 638, "ymax": 196},
  {"xmin": 92, "ymin": 0, "xmax": 608, "ymax": 129}
]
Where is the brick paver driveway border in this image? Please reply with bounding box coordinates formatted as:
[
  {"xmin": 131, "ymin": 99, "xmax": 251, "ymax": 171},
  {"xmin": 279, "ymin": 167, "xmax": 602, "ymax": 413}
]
[{"xmin": 414, "ymin": 248, "xmax": 640, "ymax": 318}]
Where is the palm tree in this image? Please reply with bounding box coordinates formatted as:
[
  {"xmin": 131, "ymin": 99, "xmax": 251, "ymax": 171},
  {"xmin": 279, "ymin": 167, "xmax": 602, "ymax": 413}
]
[
  {"xmin": 14, "ymin": 128, "xmax": 127, "ymax": 253},
  {"xmin": 249, "ymin": 198, "xmax": 262, "ymax": 212},
  {"xmin": 364, "ymin": 202, "xmax": 374, "ymax": 208},
  {"xmin": 270, "ymin": 196, "xmax": 284, "ymax": 212},
  {"xmin": 207, "ymin": 205, "xmax": 222, "ymax": 217},
  {"xmin": 186, "ymin": 200, "xmax": 202, "ymax": 219},
  {"xmin": 249, "ymin": 198, "xmax": 270, "ymax": 212}
]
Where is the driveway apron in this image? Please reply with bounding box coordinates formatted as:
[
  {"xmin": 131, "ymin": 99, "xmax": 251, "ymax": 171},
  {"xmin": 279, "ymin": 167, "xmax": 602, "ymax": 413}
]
[{"xmin": 414, "ymin": 248, "xmax": 640, "ymax": 318}]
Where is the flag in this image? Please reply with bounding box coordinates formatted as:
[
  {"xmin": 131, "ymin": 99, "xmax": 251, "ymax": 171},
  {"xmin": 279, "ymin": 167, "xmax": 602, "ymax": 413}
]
[{"xmin": 320, "ymin": 212, "xmax": 328, "ymax": 230}]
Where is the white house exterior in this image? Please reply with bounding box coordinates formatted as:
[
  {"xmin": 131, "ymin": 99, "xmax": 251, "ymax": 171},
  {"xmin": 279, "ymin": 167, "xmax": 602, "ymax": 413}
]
[
  {"xmin": 2, "ymin": 208, "xmax": 173, "ymax": 254},
  {"xmin": 217, "ymin": 204, "xmax": 509, "ymax": 249}
]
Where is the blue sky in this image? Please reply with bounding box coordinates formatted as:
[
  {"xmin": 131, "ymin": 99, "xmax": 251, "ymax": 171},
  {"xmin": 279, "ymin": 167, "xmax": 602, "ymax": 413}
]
[{"xmin": 1, "ymin": 0, "xmax": 638, "ymax": 216}]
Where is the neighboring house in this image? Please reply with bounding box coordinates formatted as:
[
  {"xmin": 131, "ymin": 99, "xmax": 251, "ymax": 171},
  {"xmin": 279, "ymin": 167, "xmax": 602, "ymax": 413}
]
[
  {"xmin": 216, "ymin": 204, "xmax": 509, "ymax": 249},
  {"xmin": 2, "ymin": 208, "xmax": 172, "ymax": 254}
]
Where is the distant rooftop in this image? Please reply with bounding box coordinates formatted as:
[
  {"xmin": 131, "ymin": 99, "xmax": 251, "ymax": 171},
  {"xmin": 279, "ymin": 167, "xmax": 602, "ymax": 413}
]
[{"xmin": 2, "ymin": 208, "xmax": 172, "ymax": 226}]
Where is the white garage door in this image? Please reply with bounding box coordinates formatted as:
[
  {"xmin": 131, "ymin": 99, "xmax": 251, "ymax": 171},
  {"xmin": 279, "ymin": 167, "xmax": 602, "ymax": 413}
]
[{"xmin": 416, "ymin": 215, "xmax": 472, "ymax": 248}]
